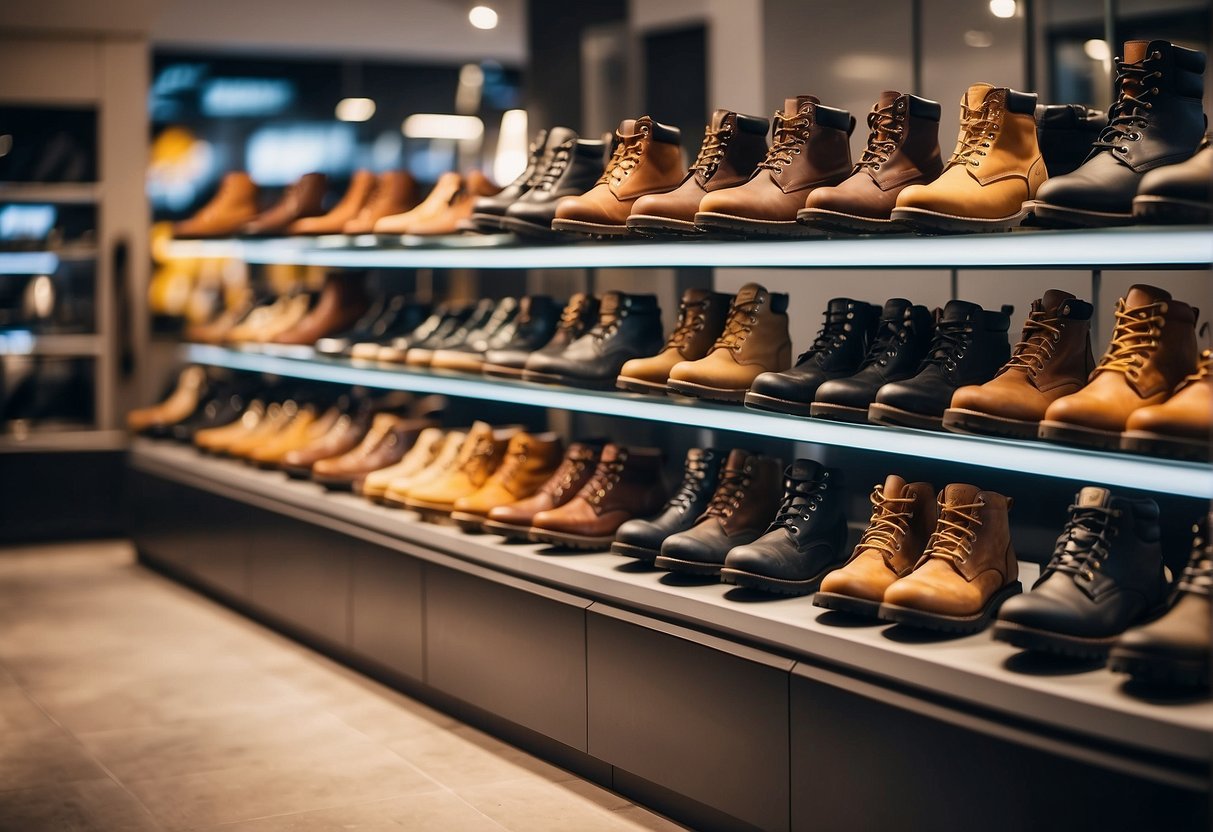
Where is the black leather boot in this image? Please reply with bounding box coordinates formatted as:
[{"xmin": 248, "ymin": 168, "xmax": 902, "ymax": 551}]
[
  {"xmin": 744, "ymin": 298, "xmax": 881, "ymax": 416},
  {"xmin": 994, "ymin": 487, "xmax": 1170, "ymax": 659},
  {"xmin": 483, "ymin": 293, "xmax": 598, "ymax": 379},
  {"xmin": 405, "ymin": 298, "xmax": 499, "ymax": 366},
  {"xmin": 611, "ymin": 447, "xmax": 725, "ymax": 562},
  {"xmin": 522, "ymin": 291, "xmax": 663, "ymax": 388},
  {"xmin": 868, "ymin": 299, "xmax": 1011, "ymax": 430},
  {"xmin": 1034, "ymin": 40, "xmax": 1207, "ymax": 227},
  {"xmin": 377, "ymin": 303, "xmax": 473, "ymax": 363},
  {"xmin": 469, "ymin": 129, "xmax": 549, "ymax": 232},
  {"xmin": 501, "ymin": 130, "xmax": 607, "ymax": 238},
  {"xmin": 1133, "ymin": 135, "xmax": 1213, "ymax": 224},
  {"xmin": 320, "ymin": 297, "xmax": 432, "ymax": 356},
  {"xmin": 720, "ymin": 460, "xmax": 847, "ymax": 595},
  {"xmin": 1035, "ymin": 104, "xmax": 1106, "ymax": 177},
  {"xmin": 810, "ymin": 299, "xmax": 934, "ymax": 423}
]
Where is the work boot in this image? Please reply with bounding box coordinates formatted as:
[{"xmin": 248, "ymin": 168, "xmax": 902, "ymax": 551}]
[
  {"xmin": 666, "ymin": 282, "xmax": 792, "ymax": 402},
  {"xmin": 654, "ymin": 449, "xmax": 783, "ymax": 577},
  {"xmin": 289, "ymin": 169, "xmax": 376, "ymax": 235},
  {"xmin": 374, "ymin": 303, "xmax": 473, "ymax": 363},
  {"xmin": 1040, "ymin": 284, "xmax": 1198, "ymax": 450},
  {"xmin": 995, "ymin": 487, "xmax": 1169, "ymax": 659},
  {"xmin": 1110, "ymin": 512, "xmax": 1211, "ymax": 688},
  {"xmin": 892, "ymin": 84, "xmax": 1044, "ymax": 232},
  {"xmin": 552, "ymin": 116, "xmax": 685, "ymax": 237},
  {"xmin": 312, "ymin": 414, "xmax": 436, "ymax": 491},
  {"xmin": 343, "ymin": 171, "xmax": 419, "ymax": 235},
  {"xmin": 501, "ymin": 133, "xmax": 608, "ymax": 238},
  {"xmin": 429, "ymin": 296, "xmax": 524, "ymax": 372},
  {"xmin": 1035, "ymin": 103, "xmax": 1106, "ymax": 177},
  {"xmin": 815, "ymin": 475, "xmax": 938, "ymax": 616},
  {"xmin": 1034, "ymin": 40, "xmax": 1207, "ymax": 227},
  {"xmin": 374, "ymin": 171, "xmax": 463, "ymax": 235},
  {"xmin": 194, "ymin": 400, "xmax": 266, "ymax": 454},
  {"xmin": 1133, "ymin": 135, "xmax": 1213, "ymax": 224},
  {"xmin": 616, "ymin": 288, "xmax": 732, "ymax": 394},
  {"xmin": 406, "ymin": 298, "xmax": 498, "ymax": 367},
  {"xmin": 799, "ymin": 91, "xmax": 944, "ymax": 233},
  {"xmin": 482, "ymin": 441, "xmax": 602, "ymax": 540},
  {"xmin": 270, "ymin": 272, "xmax": 371, "ymax": 346},
  {"xmin": 721, "ymin": 460, "xmax": 847, "ymax": 595},
  {"xmin": 869, "ymin": 300, "xmax": 1013, "ymax": 430},
  {"xmin": 696, "ymin": 95, "xmax": 853, "ymax": 237},
  {"xmin": 522, "ymin": 291, "xmax": 663, "ymax": 388},
  {"xmin": 407, "ymin": 171, "xmax": 500, "ymax": 236},
  {"xmin": 469, "ymin": 128, "xmax": 548, "ymax": 232},
  {"xmin": 450, "ymin": 295, "xmax": 562, "ymax": 375},
  {"xmin": 404, "ymin": 422, "xmax": 520, "ymax": 521},
  {"xmin": 745, "ymin": 298, "xmax": 881, "ymax": 415},
  {"xmin": 242, "ymin": 172, "xmax": 327, "ymax": 237},
  {"xmin": 320, "ymin": 297, "xmax": 431, "ymax": 357},
  {"xmin": 174, "ymin": 172, "xmax": 259, "ymax": 239},
  {"xmin": 529, "ymin": 445, "xmax": 666, "ymax": 550},
  {"xmin": 612, "ymin": 447, "xmax": 725, "ymax": 562},
  {"xmin": 282, "ymin": 404, "xmax": 372, "ymax": 479},
  {"xmin": 626, "ymin": 109, "xmax": 769, "ymax": 235},
  {"xmin": 880, "ymin": 484, "xmax": 1021, "ymax": 633},
  {"xmin": 360, "ymin": 426, "xmax": 444, "ymax": 502},
  {"xmin": 450, "ymin": 431, "xmax": 565, "ymax": 532},
  {"xmin": 484, "ymin": 293, "xmax": 597, "ymax": 379},
  {"xmin": 811, "ymin": 300, "xmax": 935, "ymax": 423},
  {"xmin": 1122, "ymin": 348, "xmax": 1212, "ymax": 461},
  {"xmin": 943, "ymin": 290, "xmax": 1095, "ymax": 439},
  {"xmin": 383, "ymin": 429, "xmax": 467, "ymax": 508}
]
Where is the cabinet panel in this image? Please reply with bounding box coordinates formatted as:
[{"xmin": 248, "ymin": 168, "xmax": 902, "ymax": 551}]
[{"xmin": 349, "ymin": 547, "xmax": 424, "ymax": 681}]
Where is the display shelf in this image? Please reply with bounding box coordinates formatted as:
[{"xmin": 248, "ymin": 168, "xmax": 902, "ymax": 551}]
[
  {"xmin": 0, "ymin": 182, "xmax": 101, "ymax": 204},
  {"xmin": 0, "ymin": 332, "xmax": 101, "ymax": 356},
  {"xmin": 163, "ymin": 226, "xmax": 1213, "ymax": 270},
  {"xmin": 129, "ymin": 437, "xmax": 1213, "ymax": 775},
  {"xmin": 0, "ymin": 429, "xmax": 125, "ymax": 452},
  {"xmin": 181, "ymin": 343, "xmax": 1213, "ymax": 499},
  {"xmin": 0, "ymin": 251, "xmax": 59, "ymax": 275}
]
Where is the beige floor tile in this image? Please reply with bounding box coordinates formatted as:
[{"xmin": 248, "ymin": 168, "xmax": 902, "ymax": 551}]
[
  {"xmin": 387, "ymin": 724, "xmax": 576, "ymax": 790},
  {"xmin": 0, "ymin": 687, "xmax": 59, "ymax": 737},
  {"xmin": 0, "ymin": 728, "xmax": 109, "ymax": 793},
  {"xmin": 611, "ymin": 805, "xmax": 690, "ymax": 832},
  {"xmin": 456, "ymin": 777, "xmax": 661, "ymax": 832},
  {"xmin": 0, "ymin": 777, "xmax": 162, "ymax": 832},
  {"xmin": 191, "ymin": 792, "xmax": 508, "ymax": 832}
]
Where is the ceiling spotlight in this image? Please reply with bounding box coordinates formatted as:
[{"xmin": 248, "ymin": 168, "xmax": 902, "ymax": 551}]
[
  {"xmin": 469, "ymin": 5, "xmax": 498, "ymax": 30},
  {"xmin": 402, "ymin": 114, "xmax": 485, "ymax": 141},
  {"xmin": 335, "ymin": 97, "xmax": 376, "ymax": 122},
  {"xmin": 1083, "ymin": 38, "xmax": 1112, "ymax": 62},
  {"xmin": 988, "ymin": 0, "xmax": 1017, "ymax": 18}
]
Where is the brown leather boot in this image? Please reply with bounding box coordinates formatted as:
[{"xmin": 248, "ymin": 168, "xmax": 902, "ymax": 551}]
[
  {"xmin": 383, "ymin": 429, "xmax": 467, "ymax": 507},
  {"xmin": 529, "ymin": 444, "xmax": 666, "ymax": 550},
  {"xmin": 695, "ymin": 95, "xmax": 853, "ymax": 237},
  {"xmin": 243, "ymin": 172, "xmax": 327, "ymax": 237},
  {"xmin": 552, "ymin": 116, "xmax": 685, "ymax": 237},
  {"xmin": 482, "ymin": 441, "xmax": 602, "ymax": 540},
  {"xmin": 373, "ymin": 172, "xmax": 463, "ymax": 235},
  {"xmin": 127, "ymin": 366, "xmax": 209, "ymax": 433},
  {"xmin": 625, "ymin": 109, "xmax": 769, "ymax": 235},
  {"xmin": 616, "ymin": 288, "xmax": 732, "ymax": 394},
  {"xmin": 404, "ymin": 421, "xmax": 520, "ymax": 521},
  {"xmin": 289, "ymin": 170, "xmax": 376, "ymax": 235},
  {"xmin": 312, "ymin": 414, "xmax": 435, "ymax": 491},
  {"xmin": 174, "ymin": 172, "xmax": 259, "ymax": 239},
  {"xmin": 814, "ymin": 475, "xmax": 937, "ymax": 616},
  {"xmin": 407, "ymin": 170, "xmax": 501, "ymax": 236},
  {"xmin": 1122, "ymin": 348, "xmax": 1212, "ymax": 460},
  {"xmin": 892, "ymin": 83, "xmax": 1046, "ymax": 232},
  {"xmin": 798, "ymin": 91, "xmax": 944, "ymax": 233},
  {"xmin": 880, "ymin": 484, "xmax": 1021, "ymax": 633},
  {"xmin": 666, "ymin": 282, "xmax": 792, "ymax": 402},
  {"xmin": 270, "ymin": 273, "xmax": 371, "ymax": 346},
  {"xmin": 943, "ymin": 290, "xmax": 1095, "ymax": 439},
  {"xmin": 450, "ymin": 431, "xmax": 565, "ymax": 532},
  {"xmin": 343, "ymin": 171, "xmax": 420, "ymax": 234},
  {"xmin": 653, "ymin": 449, "xmax": 783, "ymax": 576},
  {"xmin": 360, "ymin": 426, "xmax": 445, "ymax": 502},
  {"xmin": 1040, "ymin": 284, "xmax": 1199, "ymax": 449},
  {"xmin": 281, "ymin": 406, "xmax": 373, "ymax": 479}
]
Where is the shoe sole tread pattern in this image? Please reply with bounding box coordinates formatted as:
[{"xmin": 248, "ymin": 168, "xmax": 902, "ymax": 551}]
[
  {"xmin": 610, "ymin": 541, "xmax": 661, "ymax": 562},
  {"xmin": 625, "ymin": 215, "xmax": 704, "ymax": 237},
  {"xmin": 867, "ymin": 402, "xmax": 944, "ymax": 431},
  {"xmin": 480, "ymin": 519, "xmax": 534, "ymax": 541},
  {"xmin": 878, "ymin": 582, "xmax": 1022, "ymax": 634},
  {"xmin": 549, "ymin": 218, "xmax": 631, "ymax": 238},
  {"xmin": 942, "ymin": 407, "xmax": 1041, "ymax": 440},
  {"xmin": 1037, "ymin": 419, "xmax": 1122, "ymax": 450},
  {"xmin": 1120, "ymin": 429, "xmax": 1211, "ymax": 462},
  {"xmin": 742, "ymin": 391, "xmax": 813, "ymax": 416},
  {"xmin": 1029, "ymin": 201, "xmax": 1135, "ymax": 228},
  {"xmin": 692, "ymin": 211, "xmax": 814, "ymax": 238},
  {"xmin": 808, "ymin": 402, "xmax": 872, "ymax": 423},
  {"xmin": 666, "ymin": 379, "xmax": 748, "ymax": 403},
  {"xmin": 812, "ymin": 590, "xmax": 884, "ymax": 617},
  {"xmin": 796, "ymin": 206, "xmax": 898, "ymax": 234},
  {"xmin": 720, "ymin": 563, "xmax": 843, "ymax": 596},
  {"xmin": 889, "ymin": 206, "xmax": 1030, "ymax": 233}
]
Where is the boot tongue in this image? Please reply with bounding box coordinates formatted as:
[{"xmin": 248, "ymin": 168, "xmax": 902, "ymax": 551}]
[
  {"xmin": 731, "ymin": 282, "xmax": 765, "ymax": 306},
  {"xmin": 881, "ymin": 474, "xmax": 908, "ymax": 499},
  {"xmin": 722, "ymin": 448, "xmax": 752, "ymax": 473},
  {"xmin": 1125, "ymin": 283, "xmax": 1171, "ymax": 309},
  {"xmin": 941, "ymin": 299, "xmax": 980, "ymax": 323},
  {"xmin": 546, "ymin": 126, "xmax": 579, "ymax": 148},
  {"xmin": 1123, "ymin": 40, "xmax": 1149, "ymax": 64},
  {"xmin": 787, "ymin": 458, "xmax": 824, "ymax": 481},
  {"xmin": 1041, "ymin": 289, "xmax": 1076, "ymax": 311},
  {"xmin": 881, "ymin": 297, "xmax": 913, "ymax": 320},
  {"xmin": 599, "ymin": 443, "xmax": 624, "ymax": 463},
  {"xmin": 616, "ymin": 119, "xmax": 639, "ymax": 139},
  {"xmin": 941, "ymin": 483, "xmax": 981, "ymax": 507},
  {"xmin": 785, "ymin": 95, "xmax": 819, "ymax": 116},
  {"xmin": 1076, "ymin": 486, "xmax": 1113, "ymax": 509},
  {"xmin": 963, "ymin": 83, "xmax": 997, "ymax": 110},
  {"xmin": 709, "ymin": 108, "xmax": 733, "ymax": 130},
  {"xmin": 877, "ymin": 90, "xmax": 903, "ymax": 109},
  {"xmin": 598, "ymin": 291, "xmax": 622, "ymax": 317}
]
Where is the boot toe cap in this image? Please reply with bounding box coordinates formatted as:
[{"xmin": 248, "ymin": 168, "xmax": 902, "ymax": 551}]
[
  {"xmin": 614, "ymin": 518, "xmax": 664, "ymax": 550},
  {"xmin": 1042, "ymin": 392, "xmax": 1125, "ymax": 432},
  {"xmin": 818, "ymin": 566, "xmax": 889, "ymax": 602},
  {"xmin": 660, "ymin": 531, "xmax": 723, "ymax": 565}
]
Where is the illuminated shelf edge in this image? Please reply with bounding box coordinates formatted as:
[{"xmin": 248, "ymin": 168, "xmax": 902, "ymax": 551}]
[{"xmin": 182, "ymin": 343, "xmax": 1213, "ymax": 498}]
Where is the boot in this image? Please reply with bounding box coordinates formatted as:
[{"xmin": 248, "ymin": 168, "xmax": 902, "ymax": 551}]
[
  {"xmin": 281, "ymin": 404, "xmax": 372, "ymax": 479},
  {"xmin": 289, "ymin": 169, "xmax": 376, "ymax": 235},
  {"xmin": 815, "ymin": 475, "xmax": 938, "ymax": 616},
  {"xmin": 552, "ymin": 116, "xmax": 685, "ymax": 237},
  {"xmin": 484, "ymin": 293, "xmax": 597, "ymax": 379},
  {"xmin": 403, "ymin": 422, "xmax": 520, "ymax": 521},
  {"xmin": 869, "ymin": 300, "xmax": 1013, "ymax": 430},
  {"xmin": 343, "ymin": 171, "xmax": 419, "ymax": 235},
  {"xmin": 522, "ymin": 291, "xmax": 663, "ymax": 388},
  {"xmin": 242, "ymin": 172, "xmax": 327, "ymax": 237},
  {"xmin": 721, "ymin": 460, "xmax": 847, "ymax": 595},
  {"xmin": 383, "ymin": 429, "xmax": 467, "ymax": 508},
  {"xmin": 428, "ymin": 297, "xmax": 522, "ymax": 371},
  {"xmin": 407, "ymin": 170, "xmax": 500, "ymax": 236},
  {"xmin": 482, "ymin": 441, "xmax": 602, "ymax": 540},
  {"xmin": 270, "ymin": 273, "xmax": 371, "ymax": 346},
  {"xmin": 626, "ymin": 109, "xmax": 769, "ymax": 235},
  {"xmin": 1133, "ymin": 135, "xmax": 1213, "ymax": 224},
  {"xmin": 171, "ymin": 377, "xmax": 263, "ymax": 443},
  {"xmin": 127, "ymin": 366, "xmax": 209, "ymax": 434},
  {"xmin": 320, "ymin": 297, "xmax": 431, "ymax": 357},
  {"xmin": 995, "ymin": 487, "xmax": 1169, "ymax": 659},
  {"xmin": 529, "ymin": 444, "xmax": 666, "ymax": 549},
  {"xmin": 469, "ymin": 128, "xmax": 549, "ymax": 232},
  {"xmin": 174, "ymin": 172, "xmax": 259, "ymax": 239},
  {"xmin": 612, "ymin": 447, "xmax": 725, "ymax": 562},
  {"xmin": 501, "ymin": 133, "xmax": 608, "ymax": 238},
  {"xmin": 799, "ymin": 91, "xmax": 944, "ymax": 233},
  {"xmin": 654, "ymin": 449, "xmax": 783, "ymax": 576},
  {"xmin": 437, "ymin": 295, "xmax": 561, "ymax": 374},
  {"xmin": 1040, "ymin": 284, "xmax": 1198, "ymax": 450},
  {"xmin": 666, "ymin": 282, "xmax": 792, "ymax": 402},
  {"xmin": 247, "ymin": 403, "xmax": 323, "ymax": 469},
  {"xmin": 406, "ymin": 298, "xmax": 498, "ymax": 367},
  {"xmin": 811, "ymin": 300, "xmax": 935, "ymax": 423},
  {"xmin": 695, "ymin": 95, "xmax": 853, "ymax": 237},
  {"xmin": 1122, "ymin": 348, "xmax": 1212, "ymax": 460},
  {"xmin": 450, "ymin": 431, "xmax": 565, "ymax": 532},
  {"xmin": 892, "ymin": 84, "xmax": 1044, "ymax": 232},
  {"xmin": 880, "ymin": 484, "xmax": 1021, "ymax": 633},
  {"xmin": 373, "ymin": 303, "xmax": 473, "ymax": 363},
  {"xmin": 943, "ymin": 290, "xmax": 1095, "ymax": 439},
  {"xmin": 1034, "ymin": 40, "xmax": 1207, "ymax": 227},
  {"xmin": 1035, "ymin": 104, "xmax": 1106, "ymax": 177},
  {"xmin": 226, "ymin": 399, "xmax": 301, "ymax": 459},
  {"xmin": 374, "ymin": 171, "xmax": 463, "ymax": 235},
  {"xmin": 312, "ymin": 414, "xmax": 436, "ymax": 491},
  {"xmin": 616, "ymin": 288, "xmax": 732, "ymax": 394},
  {"xmin": 194, "ymin": 400, "xmax": 265, "ymax": 454},
  {"xmin": 745, "ymin": 298, "xmax": 881, "ymax": 415},
  {"xmin": 1110, "ymin": 512, "xmax": 1211, "ymax": 688},
  {"xmin": 360, "ymin": 426, "xmax": 445, "ymax": 502}
]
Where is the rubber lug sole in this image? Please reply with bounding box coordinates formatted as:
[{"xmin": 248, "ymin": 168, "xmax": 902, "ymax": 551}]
[
  {"xmin": 692, "ymin": 211, "xmax": 815, "ymax": 238},
  {"xmin": 528, "ymin": 527, "xmax": 615, "ymax": 550},
  {"xmin": 743, "ymin": 391, "xmax": 813, "ymax": 416},
  {"xmin": 666, "ymin": 379, "xmax": 747, "ymax": 403},
  {"xmin": 991, "ymin": 620, "xmax": 1117, "ymax": 660},
  {"xmin": 1038, "ymin": 419, "xmax": 1122, "ymax": 450},
  {"xmin": 867, "ymin": 402, "xmax": 945, "ymax": 431},
  {"xmin": 796, "ymin": 207, "xmax": 899, "ymax": 234},
  {"xmin": 1132, "ymin": 195, "xmax": 1212, "ymax": 225},
  {"xmin": 942, "ymin": 407, "xmax": 1041, "ymax": 440},
  {"xmin": 890, "ymin": 206, "xmax": 1029, "ymax": 234},
  {"xmin": 1120, "ymin": 430, "xmax": 1211, "ymax": 462},
  {"xmin": 878, "ymin": 582, "xmax": 1022, "ymax": 634},
  {"xmin": 720, "ymin": 565, "xmax": 839, "ymax": 596},
  {"xmin": 652, "ymin": 554, "xmax": 723, "ymax": 577},
  {"xmin": 610, "ymin": 541, "xmax": 661, "ymax": 562},
  {"xmin": 1107, "ymin": 648, "xmax": 1211, "ymax": 688},
  {"xmin": 1030, "ymin": 201, "xmax": 1135, "ymax": 229},
  {"xmin": 812, "ymin": 591, "xmax": 884, "ymax": 617},
  {"xmin": 549, "ymin": 218, "xmax": 631, "ymax": 238}
]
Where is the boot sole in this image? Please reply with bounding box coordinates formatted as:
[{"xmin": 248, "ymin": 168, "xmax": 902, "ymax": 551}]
[
  {"xmin": 610, "ymin": 541, "xmax": 661, "ymax": 562},
  {"xmin": 1107, "ymin": 647, "xmax": 1211, "ymax": 688},
  {"xmin": 480, "ymin": 519, "xmax": 534, "ymax": 541},
  {"xmin": 720, "ymin": 562, "xmax": 843, "ymax": 596},
  {"xmin": 812, "ymin": 591, "xmax": 884, "ymax": 617},
  {"xmin": 625, "ymin": 214, "xmax": 703, "ymax": 236},
  {"xmin": 796, "ymin": 207, "xmax": 899, "ymax": 234},
  {"xmin": 1120, "ymin": 429, "xmax": 1211, "ymax": 461},
  {"xmin": 282, "ymin": 465, "xmax": 315, "ymax": 480},
  {"xmin": 692, "ymin": 211, "xmax": 814, "ymax": 238},
  {"xmin": 666, "ymin": 379, "xmax": 747, "ymax": 403},
  {"xmin": 449, "ymin": 511, "xmax": 488, "ymax": 533},
  {"xmin": 549, "ymin": 218, "xmax": 631, "ymax": 238},
  {"xmin": 468, "ymin": 212, "xmax": 506, "ymax": 233},
  {"xmin": 809, "ymin": 402, "xmax": 873, "ymax": 424},
  {"xmin": 653, "ymin": 554, "xmax": 723, "ymax": 577},
  {"xmin": 867, "ymin": 402, "xmax": 944, "ymax": 431},
  {"xmin": 1132, "ymin": 195, "xmax": 1212, "ymax": 225},
  {"xmin": 1028, "ymin": 201, "xmax": 1134, "ymax": 228},
  {"xmin": 878, "ymin": 582, "xmax": 1022, "ymax": 634},
  {"xmin": 401, "ymin": 499, "xmax": 456, "ymax": 522},
  {"xmin": 616, "ymin": 376, "xmax": 670, "ymax": 395},
  {"xmin": 430, "ymin": 355, "xmax": 486, "ymax": 373},
  {"xmin": 482, "ymin": 364, "xmax": 527, "ymax": 380},
  {"xmin": 528, "ymin": 527, "xmax": 615, "ymax": 550},
  {"xmin": 1037, "ymin": 419, "xmax": 1122, "ymax": 450},
  {"xmin": 991, "ymin": 620, "xmax": 1117, "ymax": 660},
  {"xmin": 743, "ymin": 390, "xmax": 812, "ymax": 416},
  {"xmin": 942, "ymin": 407, "xmax": 1041, "ymax": 440},
  {"xmin": 499, "ymin": 216, "xmax": 563, "ymax": 239},
  {"xmin": 312, "ymin": 475, "xmax": 356, "ymax": 491},
  {"xmin": 889, "ymin": 206, "xmax": 1029, "ymax": 233},
  {"xmin": 520, "ymin": 370, "xmax": 617, "ymax": 390}
]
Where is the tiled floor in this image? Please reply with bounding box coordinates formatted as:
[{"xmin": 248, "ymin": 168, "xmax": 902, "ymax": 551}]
[{"xmin": 0, "ymin": 540, "xmax": 684, "ymax": 831}]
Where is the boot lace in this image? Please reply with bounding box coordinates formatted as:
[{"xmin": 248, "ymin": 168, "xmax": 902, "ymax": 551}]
[
  {"xmin": 1091, "ymin": 52, "xmax": 1164, "ymax": 155},
  {"xmin": 922, "ymin": 317, "xmax": 974, "ymax": 374},
  {"xmin": 1094, "ymin": 299, "xmax": 1166, "ymax": 379},
  {"xmin": 1003, "ymin": 309, "xmax": 1062, "ymax": 378},
  {"xmin": 714, "ymin": 298, "xmax": 764, "ymax": 351},
  {"xmin": 703, "ymin": 467, "xmax": 750, "ymax": 519},
  {"xmin": 597, "ymin": 126, "xmax": 649, "ymax": 185},
  {"xmin": 854, "ymin": 102, "xmax": 903, "ymax": 171},
  {"xmin": 493, "ymin": 444, "xmax": 529, "ymax": 487},
  {"xmin": 770, "ymin": 472, "xmax": 829, "ymax": 530},
  {"xmin": 1047, "ymin": 503, "xmax": 1120, "ymax": 582},
  {"xmin": 665, "ymin": 296, "xmax": 710, "ymax": 351},
  {"xmin": 666, "ymin": 454, "xmax": 713, "ymax": 513},
  {"xmin": 1179, "ymin": 522, "xmax": 1212, "ymax": 596},
  {"xmin": 534, "ymin": 141, "xmax": 574, "ymax": 192},
  {"xmin": 755, "ymin": 109, "xmax": 811, "ymax": 174},
  {"xmin": 541, "ymin": 450, "xmax": 594, "ymax": 500},
  {"xmin": 795, "ymin": 305, "xmax": 851, "ymax": 365},
  {"xmin": 923, "ymin": 498, "xmax": 984, "ymax": 568},
  {"xmin": 582, "ymin": 455, "xmax": 627, "ymax": 509},
  {"xmin": 860, "ymin": 315, "xmax": 912, "ymax": 369},
  {"xmin": 689, "ymin": 124, "xmax": 732, "ymax": 176},
  {"xmin": 948, "ymin": 103, "xmax": 1001, "ymax": 168},
  {"xmin": 458, "ymin": 434, "xmax": 499, "ymax": 481},
  {"xmin": 556, "ymin": 297, "xmax": 589, "ymax": 333},
  {"xmin": 857, "ymin": 485, "xmax": 916, "ymax": 561}
]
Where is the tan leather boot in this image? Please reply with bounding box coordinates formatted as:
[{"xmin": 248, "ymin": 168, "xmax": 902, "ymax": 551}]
[
  {"xmin": 127, "ymin": 366, "xmax": 209, "ymax": 433},
  {"xmin": 892, "ymin": 83, "xmax": 1046, "ymax": 232},
  {"xmin": 246, "ymin": 404, "xmax": 320, "ymax": 468},
  {"xmin": 450, "ymin": 431, "xmax": 565, "ymax": 532},
  {"xmin": 943, "ymin": 290, "xmax": 1095, "ymax": 439},
  {"xmin": 226, "ymin": 400, "xmax": 299, "ymax": 459},
  {"xmin": 481, "ymin": 442, "xmax": 602, "ymax": 540},
  {"xmin": 270, "ymin": 273, "xmax": 370, "ymax": 346},
  {"xmin": 814, "ymin": 475, "xmax": 937, "ymax": 616},
  {"xmin": 616, "ymin": 288, "xmax": 732, "ymax": 394},
  {"xmin": 666, "ymin": 282, "xmax": 792, "ymax": 402},
  {"xmin": 880, "ymin": 484, "xmax": 1021, "ymax": 633},
  {"xmin": 404, "ymin": 422, "xmax": 520, "ymax": 520},
  {"xmin": 373, "ymin": 172, "xmax": 463, "ymax": 235},
  {"xmin": 194, "ymin": 400, "xmax": 265, "ymax": 454},
  {"xmin": 383, "ymin": 429, "xmax": 466, "ymax": 507},
  {"xmin": 1122, "ymin": 349, "xmax": 1212, "ymax": 460},
  {"xmin": 312, "ymin": 414, "xmax": 435, "ymax": 491},
  {"xmin": 289, "ymin": 169, "xmax": 376, "ymax": 235},
  {"xmin": 360, "ymin": 426, "xmax": 444, "ymax": 501},
  {"xmin": 1040, "ymin": 284, "xmax": 1199, "ymax": 449},
  {"xmin": 551, "ymin": 116, "xmax": 685, "ymax": 237},
  {"xmin": 174, "ymin": 172, "xmax": 259, "ymax": 239},
  {"xmin": 695, "ymin": 95, "xmax": 853, "ymax": 237},
  {"xmin": 243, "ymin": 172, "xmax": 327, "ymax": 237},
  {"xmin": 407, "ymin": 170, "xmax": 500, "ymax": 236},
  {"xmin": 343, "ymin": 171, "xmax": 420, "ymax": 234}
]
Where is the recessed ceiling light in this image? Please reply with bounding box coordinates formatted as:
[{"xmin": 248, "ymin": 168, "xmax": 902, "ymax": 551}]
[
  {"xmin": 988, "ymin": 0, "xmax": 1016, "ymax": 18},
  {"xmin": 469, "ymin": 5, "xmax": 498, "ymax": 30}
]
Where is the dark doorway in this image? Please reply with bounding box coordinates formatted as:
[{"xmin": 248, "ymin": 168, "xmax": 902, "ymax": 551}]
[{"xmin": 643, "ymin": 24, "xmax": 709, "ymax": 158}]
